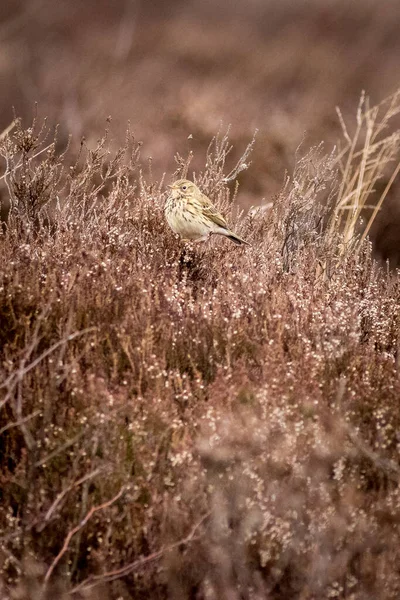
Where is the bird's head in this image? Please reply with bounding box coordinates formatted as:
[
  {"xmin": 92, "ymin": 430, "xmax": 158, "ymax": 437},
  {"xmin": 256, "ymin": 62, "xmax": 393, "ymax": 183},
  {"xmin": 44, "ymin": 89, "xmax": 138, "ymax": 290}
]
[{"xmin": 167, "ymin": 179, "xmax": 197, "ymax": 199}]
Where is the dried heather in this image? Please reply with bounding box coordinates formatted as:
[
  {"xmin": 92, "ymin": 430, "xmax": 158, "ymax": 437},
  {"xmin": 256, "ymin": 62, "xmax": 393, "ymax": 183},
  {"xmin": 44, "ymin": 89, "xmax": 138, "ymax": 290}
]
[{"xmin": 0, "ymin": 101, "xmax": 400, "ymax": 600}]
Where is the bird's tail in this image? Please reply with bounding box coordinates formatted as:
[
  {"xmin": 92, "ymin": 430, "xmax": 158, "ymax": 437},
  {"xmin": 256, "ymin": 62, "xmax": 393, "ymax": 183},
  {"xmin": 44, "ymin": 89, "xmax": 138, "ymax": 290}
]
[{"xmin": 224, "ymin": 230, "xmax": 250, "ymax": 246}]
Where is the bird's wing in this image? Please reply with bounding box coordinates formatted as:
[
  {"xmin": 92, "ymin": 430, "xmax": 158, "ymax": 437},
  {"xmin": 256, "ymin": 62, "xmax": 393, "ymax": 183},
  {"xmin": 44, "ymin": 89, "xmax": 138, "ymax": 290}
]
[{"xmin": 198, "ymin": 193, "xmax": 228, "ymax": 229}]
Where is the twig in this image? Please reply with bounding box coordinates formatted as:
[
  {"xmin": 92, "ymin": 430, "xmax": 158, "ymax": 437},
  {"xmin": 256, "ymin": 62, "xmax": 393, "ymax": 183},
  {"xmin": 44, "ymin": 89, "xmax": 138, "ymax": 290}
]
[
  {"xmin": 1, "ymin": 546, "xmax": 21, "ymax": 574},
  {"xmin": 44, "ymin": 486, "xmax": 126, "ymax": 584},
  {"xmin": 346, "ymin": 425, "xmax": 400, "ymax": 483},
  {"xmin": 70, "ymin": 435, "xmax": 100, "ymax": 580},
  {"xmin": 223, "ymin": 129, "xmax": 258, "ymax": 184},
  {"xmin": 70, "ymin": 512, "xmax": 210, "ymax": 594},
  {"xmin": 34, "ymin": 432, "xmax": 85, "ymax": 467},
  {"xmin": 37, "ymin": 467, "xmax": 104, "ymax": 530},
  {"xmin": 0, "ymin": 142, "xmax": 55, "ymax": 182},
  {"xmin": 0, "ymin": 119, "xmax": 18, "ymax": 141},
  {"xmin": 0, "ymin": 410, "xmax": 40, "ymax": 437},
  {"xmin": 0, "ymin": 328, "xmax": 96, "ymax": 411}
]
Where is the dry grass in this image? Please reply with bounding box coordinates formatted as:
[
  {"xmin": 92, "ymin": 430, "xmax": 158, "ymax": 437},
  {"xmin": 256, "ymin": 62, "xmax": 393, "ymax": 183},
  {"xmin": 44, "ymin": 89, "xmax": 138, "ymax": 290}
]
[
  {"xmin": 330, "ymin": 90, "xmax": 400, "ymax": 251},
  {"xmin": 1, "ymin": 85, "xmax": 400, "ymax": 599}
]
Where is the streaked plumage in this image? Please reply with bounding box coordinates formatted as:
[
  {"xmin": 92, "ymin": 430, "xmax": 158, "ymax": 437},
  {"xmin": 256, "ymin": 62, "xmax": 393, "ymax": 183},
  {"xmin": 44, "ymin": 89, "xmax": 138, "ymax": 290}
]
[{"xmin": 164, "ymin": 179, "xmax": 249, "ymax": 245}]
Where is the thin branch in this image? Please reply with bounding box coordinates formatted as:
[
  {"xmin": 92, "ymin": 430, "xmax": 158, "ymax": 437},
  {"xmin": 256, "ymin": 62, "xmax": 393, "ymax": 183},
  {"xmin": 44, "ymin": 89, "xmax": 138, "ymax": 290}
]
[
  {"xmin": 37, "ymin": 467, "xmax": 105, "ymax": 530},
  {"xmin": 1, "ymin": 328, "xmax": 96, "ymax": 410},
  {"xmin": 346, "ymin": 425, "xmax": 400, "ymax": 483},
  {"xmin": 44, "ymin": 486, "xmax": 126, "ymax": 584},
  {"xmin": 34, "ymin": 432, "xmax": 85, "ymax": 467},
  {"xmin": 0, "ymin": 410, "xmax": 40, "ymax": 437},
  {"xmin": 0, "ymin": 142, "xmax": 55, "ymax": 182},
  {"xmin": 223, "ymin": 129, "xmax": 258, "ymax": 184},
  {"xmin": 0, "ymin": 119, "xmax": 18, "ymax": 141},
  {"xmin": 70, "ymin": 512, "xmax": 210, "ymax": 594}
]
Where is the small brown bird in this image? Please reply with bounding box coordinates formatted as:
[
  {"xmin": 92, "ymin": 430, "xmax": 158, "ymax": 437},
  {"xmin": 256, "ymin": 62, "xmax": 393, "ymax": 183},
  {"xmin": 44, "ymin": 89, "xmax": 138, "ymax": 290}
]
[{"xmin": 165, "ymin": 179, "xmax": 249, "ymax": 245}]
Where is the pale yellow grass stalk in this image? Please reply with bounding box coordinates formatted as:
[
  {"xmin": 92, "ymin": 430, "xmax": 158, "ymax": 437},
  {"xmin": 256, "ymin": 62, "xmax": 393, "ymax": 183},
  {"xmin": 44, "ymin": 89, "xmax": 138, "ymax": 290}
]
[
  {"xmin": 0, "ymin": 119, "xmax": 17, "ymax": 141},
  {"xmin": 329, "ymin": 89, "xmax": 400, "ymax": 253}
]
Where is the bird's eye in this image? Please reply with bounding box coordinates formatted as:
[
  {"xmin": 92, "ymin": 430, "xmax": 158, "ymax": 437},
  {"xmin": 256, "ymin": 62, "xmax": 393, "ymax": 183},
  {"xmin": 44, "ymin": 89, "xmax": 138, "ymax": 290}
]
[{"xmin": 181, "ymin": 185, "xmax": 187, "ymax": 191}]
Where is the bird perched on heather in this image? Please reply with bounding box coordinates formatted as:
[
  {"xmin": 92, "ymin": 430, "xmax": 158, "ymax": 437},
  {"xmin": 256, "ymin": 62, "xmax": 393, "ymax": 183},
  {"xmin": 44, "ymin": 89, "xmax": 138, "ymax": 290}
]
[{"xmin": 165, "ymin": 179, "xmax": 249, "ymax": 245}]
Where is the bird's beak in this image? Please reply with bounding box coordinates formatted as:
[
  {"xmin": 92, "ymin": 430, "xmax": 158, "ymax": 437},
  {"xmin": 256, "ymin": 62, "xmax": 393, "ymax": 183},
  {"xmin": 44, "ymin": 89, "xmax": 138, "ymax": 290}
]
[{"xmin": 167, "ymin": 184, "xmax": 173, "ymax": 189}]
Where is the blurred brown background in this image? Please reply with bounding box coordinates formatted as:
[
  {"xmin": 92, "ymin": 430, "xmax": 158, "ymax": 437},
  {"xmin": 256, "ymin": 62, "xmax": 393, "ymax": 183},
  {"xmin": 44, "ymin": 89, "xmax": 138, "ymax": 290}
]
[{"xmin": 1, "ymin": 0, "xmax": 400, "ymax": 246}]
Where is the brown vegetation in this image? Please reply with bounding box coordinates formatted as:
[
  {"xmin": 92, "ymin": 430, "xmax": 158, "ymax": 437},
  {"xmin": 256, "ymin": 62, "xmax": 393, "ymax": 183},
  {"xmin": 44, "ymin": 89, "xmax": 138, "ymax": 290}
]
[
  {"xmin": 1, "ymin": 1, "xmax": 400, "ymax": 599},
  {"xmin": 1, "ymin": 93, "xmax": 400, "ymax": 598}
]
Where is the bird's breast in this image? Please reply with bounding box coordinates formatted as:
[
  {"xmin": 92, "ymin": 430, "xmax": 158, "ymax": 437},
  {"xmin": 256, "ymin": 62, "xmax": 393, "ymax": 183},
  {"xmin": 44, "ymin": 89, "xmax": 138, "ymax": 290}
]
[{"xmin": 165, "ymin": 198, "xmax": 210, "ymax": 239}]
